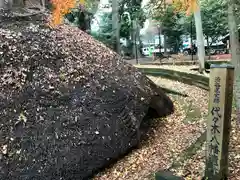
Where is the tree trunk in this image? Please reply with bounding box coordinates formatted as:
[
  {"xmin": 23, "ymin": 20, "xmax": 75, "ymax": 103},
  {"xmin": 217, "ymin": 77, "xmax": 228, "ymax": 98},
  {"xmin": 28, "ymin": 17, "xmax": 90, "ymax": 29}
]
[
  {"xmin": 158, "ymin": 26, "xmax": 161, "ymax": 48},
  {"xmin": 206, "ymin": 36, "xmax": 211, "ymax": 59},
  {"xmin": 163, "ymin": 34, "xmax": 167, "ymax": 54},
  {"xmin": 136, "ymin": 19, "xmax": 141, "ymax": 59},
  {"xmin": 228, "ymin": 0, "xmax": 240, "ymax": 125},
  {"xmin": 163, "ymin": 0, "xmax": 167, "ymax": 55},
  {"xmin": 194, "ymin": 3, "xmax": 205, "ymax": 73},
  {"xmin": 176, "ymin": 38, "xmax": 179, "ymax": 53},
  {"xmin": 112, "ymin": 0, "xmax": 120, "ymax": 55},
  {"xmin": 228, "ymin": 0, "xmax": 240, "ymax": 64},
  {"xmin": 132, "ymin": 19, "xmax": 137, "ymax": 59}
]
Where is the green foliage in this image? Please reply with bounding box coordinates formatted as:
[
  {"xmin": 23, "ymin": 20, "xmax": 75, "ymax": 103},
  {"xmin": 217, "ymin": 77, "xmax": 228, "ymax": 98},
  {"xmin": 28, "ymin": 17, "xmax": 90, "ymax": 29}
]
[
  {"xmin": 118, "ymin": 0, "xmax": 146, "ymax": 39},
  {"xmin": 201, "ymin": 0, "xmax": 228, "ymax": 42},
  {"xmin": 64, "ymin": 6, "xmax": 94, "ymax": 32},
  {"xmin": 153, "ymin": 5, "xmax": 185, "ymax": 50},
  {"xmin": 65, "ymin": 8, "xmax": 85, "ymax": 25},
  {"xmin": 90, "ymin": 12, "xmax": 113, "ymax": 47},
  {"xmin": 119, "ymin": 0, "xmax": 146, "ymax": 27},
  {"xmin": 147, "ymin": 0, "xmax": 165, "ymax": 19},
  {"xmin": 90, "ymin": 11, "xmax": 130, "ymax": 47},
  {"xmin": 147, "ymin": 0, "xmax": 237, "ymax": 50},
  {"xmin": 98, "ymin": 13, "xmax": 112, "ymax": 34},
  {"xmin": 162, "ymin": 7, "xmax": 183, "ymax": 46},
  {"xmin": 84, "ymin": 0, "xmax": 99, "ymax": 14},
  {"xmin": 91, "ymin": 32, "xmax": 113, "ymax": 48},
  {"xmin": 90, "ymin": 0, "xmax": 146, "ymax": 51},
  {"xmin": 180, "ymin": 14, "xmax": 196, "ymax": 38},
  {"xmin": 120, "ymin": 14, "xmax": 131, "ymax": 38}
]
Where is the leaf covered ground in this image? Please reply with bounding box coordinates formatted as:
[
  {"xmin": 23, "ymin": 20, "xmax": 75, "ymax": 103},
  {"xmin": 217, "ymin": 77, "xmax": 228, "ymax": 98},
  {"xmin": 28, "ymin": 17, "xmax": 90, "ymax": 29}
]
[
  {"xmin": 94, "ymin": 76, "xmax": 240, "ymax": 180},
  {"xmin": 0, "ymin": 17, "xmax": 174, "ymax": 179}
]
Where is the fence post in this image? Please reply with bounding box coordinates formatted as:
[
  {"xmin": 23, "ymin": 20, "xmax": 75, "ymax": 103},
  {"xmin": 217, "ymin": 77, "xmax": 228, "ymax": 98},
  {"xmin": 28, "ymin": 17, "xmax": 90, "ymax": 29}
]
[{"xmin": 204, "ymin": 63, "xmax": 234, "ymax": 179}]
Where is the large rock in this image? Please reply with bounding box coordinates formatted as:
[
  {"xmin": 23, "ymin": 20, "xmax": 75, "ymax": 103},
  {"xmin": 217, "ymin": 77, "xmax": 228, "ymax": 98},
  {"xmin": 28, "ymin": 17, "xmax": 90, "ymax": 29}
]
[{"xmin": 0, "ymin": 17, "xmax": 173, "ymax": 180}]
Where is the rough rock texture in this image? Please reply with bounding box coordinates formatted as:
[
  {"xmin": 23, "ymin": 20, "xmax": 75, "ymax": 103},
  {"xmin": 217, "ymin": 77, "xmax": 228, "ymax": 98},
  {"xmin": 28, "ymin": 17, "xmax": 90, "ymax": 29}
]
[{"xmin": 0, "ymin": 17, "xmax": 173, "ymax": 180}]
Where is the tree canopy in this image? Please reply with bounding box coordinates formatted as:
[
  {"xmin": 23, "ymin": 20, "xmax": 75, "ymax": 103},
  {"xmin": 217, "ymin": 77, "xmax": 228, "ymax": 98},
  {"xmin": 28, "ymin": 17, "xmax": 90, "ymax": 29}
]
[
  {"xmin": 148, "ymin": 0, "xmax": 234, "ymax": 49},
  {"xmin": 201, "ymin": 0, "xmax": 228, "ymax": 42}
]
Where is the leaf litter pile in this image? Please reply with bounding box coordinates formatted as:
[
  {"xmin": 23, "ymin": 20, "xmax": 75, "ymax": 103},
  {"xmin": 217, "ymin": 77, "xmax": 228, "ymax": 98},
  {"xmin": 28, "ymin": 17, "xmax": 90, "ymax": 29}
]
[
  {"xmin": 0, "ymin": 15, "xmax": 174, "ymax": 179},
  {"xmin": 0, "ymin": 14, "xmax": 239, "ymax": 180},
  {"xmin": 94, "ymin": 76, "xmax": 240, "ymax": 180}
]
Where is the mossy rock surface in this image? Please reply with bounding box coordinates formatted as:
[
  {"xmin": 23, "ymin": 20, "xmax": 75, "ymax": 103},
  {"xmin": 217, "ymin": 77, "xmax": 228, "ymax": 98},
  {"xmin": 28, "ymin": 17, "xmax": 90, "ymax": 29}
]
[{"xmin": 0, "ymin": 16, "xmax": 173, "ymax": 180}]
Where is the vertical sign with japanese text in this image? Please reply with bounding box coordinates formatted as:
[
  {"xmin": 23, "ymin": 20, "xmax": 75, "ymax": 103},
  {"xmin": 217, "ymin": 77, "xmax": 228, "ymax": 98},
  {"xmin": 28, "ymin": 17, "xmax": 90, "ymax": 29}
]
[{"xmin": 205, "ymin": 64, "xmax": 234, "ymax": 180}]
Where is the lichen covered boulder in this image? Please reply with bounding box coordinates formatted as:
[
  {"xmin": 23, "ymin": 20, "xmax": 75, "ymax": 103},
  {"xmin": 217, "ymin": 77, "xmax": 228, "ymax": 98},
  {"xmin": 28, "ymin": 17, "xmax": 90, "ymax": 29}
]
[{"xmin": 0, "ymin": 18, "xmax": 173, "ymax": 180}]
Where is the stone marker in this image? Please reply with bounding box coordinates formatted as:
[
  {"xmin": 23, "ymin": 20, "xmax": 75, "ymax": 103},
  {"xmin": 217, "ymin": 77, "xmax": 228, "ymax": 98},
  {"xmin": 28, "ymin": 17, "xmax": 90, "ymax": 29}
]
[{"xmin": 205, "ymin": 63, "xmax": 234, "ymax": 179}]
